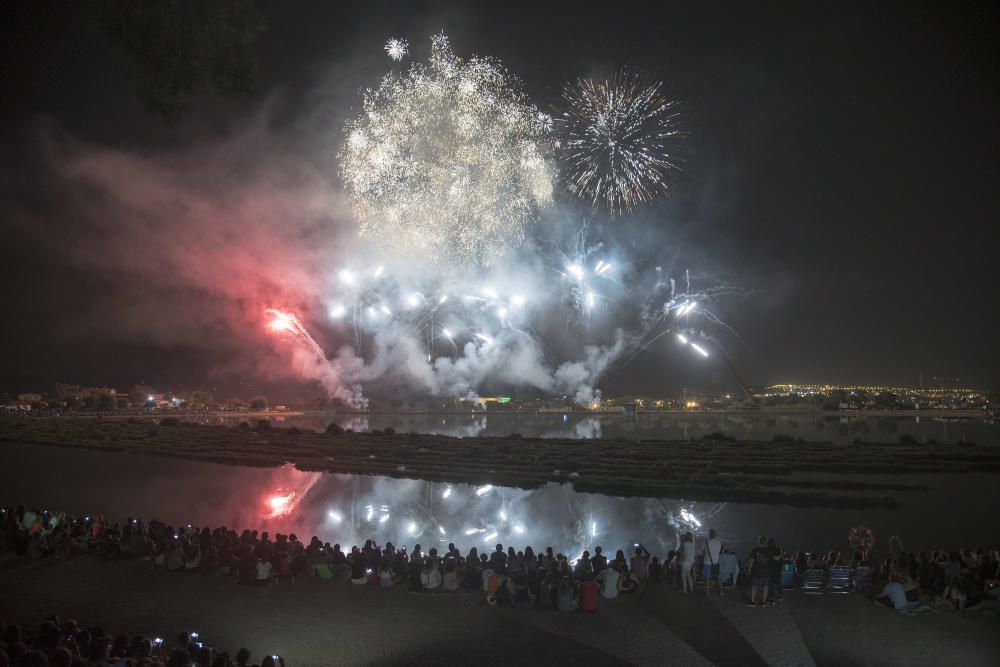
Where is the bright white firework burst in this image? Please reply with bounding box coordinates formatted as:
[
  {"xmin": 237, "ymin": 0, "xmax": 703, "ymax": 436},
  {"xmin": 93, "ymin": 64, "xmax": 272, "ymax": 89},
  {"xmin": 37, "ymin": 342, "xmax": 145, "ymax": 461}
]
[
  {"xmin": 384, "ymin": 37, "xmax": 408, "ymax": 61},
  {"xmin": 559, "ymin": 70, "xmax": 683, "ymax": 216},
  {"xmin": 341, "ymin": 33, "xmax": 555, "ymax": 266}
]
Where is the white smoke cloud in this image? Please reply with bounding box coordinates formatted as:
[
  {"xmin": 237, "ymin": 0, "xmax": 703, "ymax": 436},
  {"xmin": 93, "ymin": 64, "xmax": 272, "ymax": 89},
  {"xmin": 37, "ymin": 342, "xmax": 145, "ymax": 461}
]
[{"xmin": 12, "ymin": 41, "xmax": 736, "ymax": 407}]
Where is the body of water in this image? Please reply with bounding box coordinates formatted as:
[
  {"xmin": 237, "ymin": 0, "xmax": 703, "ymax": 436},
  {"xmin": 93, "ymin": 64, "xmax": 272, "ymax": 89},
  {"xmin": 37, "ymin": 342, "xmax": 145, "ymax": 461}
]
[{"xmin": 3, "ymin": 441, "xmax": 997, "ymax": 560}]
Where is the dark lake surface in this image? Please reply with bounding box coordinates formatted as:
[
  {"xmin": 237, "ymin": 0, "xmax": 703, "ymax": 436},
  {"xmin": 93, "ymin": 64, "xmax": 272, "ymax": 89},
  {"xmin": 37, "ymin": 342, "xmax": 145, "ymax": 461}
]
[{"xmin": 3, "ymin": 438, "xmax": 997, "ymax": 559}]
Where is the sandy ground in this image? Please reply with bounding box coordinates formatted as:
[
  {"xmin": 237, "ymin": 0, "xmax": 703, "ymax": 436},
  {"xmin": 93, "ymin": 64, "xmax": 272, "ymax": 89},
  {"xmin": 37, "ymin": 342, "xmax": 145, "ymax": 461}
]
[{"xmin": 2, "ymin": 554, "xmax": 997, "ymax": 666}]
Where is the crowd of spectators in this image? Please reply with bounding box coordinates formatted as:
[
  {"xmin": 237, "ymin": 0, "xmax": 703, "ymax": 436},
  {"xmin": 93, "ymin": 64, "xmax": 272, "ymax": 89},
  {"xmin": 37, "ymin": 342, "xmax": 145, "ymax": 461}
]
[
  {"xmin": 871, "ymin": 548, "xmax": 1000, "ymax": 615},
  {"xmin": 3, "ymin": 505, "xmax": 998, "ymax": 622},
  {"xmin": 0, "ymin": 617, "xmax": 282, "ymax": 667}
]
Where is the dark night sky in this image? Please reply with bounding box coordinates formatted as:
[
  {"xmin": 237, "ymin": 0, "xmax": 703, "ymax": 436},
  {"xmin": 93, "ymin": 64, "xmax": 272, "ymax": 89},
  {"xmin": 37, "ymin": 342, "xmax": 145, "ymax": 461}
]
[{"xmin": 0, "ymin": 1, "xmax": 997, "ymax": 398}]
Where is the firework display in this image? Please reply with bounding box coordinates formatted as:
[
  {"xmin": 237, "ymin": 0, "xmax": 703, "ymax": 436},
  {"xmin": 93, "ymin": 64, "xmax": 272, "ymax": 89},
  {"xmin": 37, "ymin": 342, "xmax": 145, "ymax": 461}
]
[
  {"xmin": 268, "ymin": 35, "xmax": 733, "ymax": 407},
  {"xmin": 266, "ymin": 309, "xmax": 326, "ymax": 362},
  {"xmin": 341, "ymin": 34, "xmax": 555, "ymax": 267},
  {"xmin": 383, "ymin": 37, "xmax": 408, "ymax": 61},
  {"xmin": 558, "ymin": 70, "xmax": 683, "ymax": 215}
]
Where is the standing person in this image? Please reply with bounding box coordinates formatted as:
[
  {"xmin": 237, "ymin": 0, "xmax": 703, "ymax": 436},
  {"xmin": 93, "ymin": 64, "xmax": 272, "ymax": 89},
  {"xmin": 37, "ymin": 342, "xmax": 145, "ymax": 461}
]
[
  {"xmin": 407, "ymin": 548, "xmax": 424, "ymax": 592},
  {"xmin": 665, "ymin": 550, "xmax": 678, "ymax": 589},
  {"xmin": 719, "ymin": 546, "xmax": 740, "ymax": 589},
  {"xmin": 703, "ymin": 529, "xmax": 723, "ymax": 597},
  {"xmin": 592, "ymin": 546, "xmax": 608, "ymax": 574},
  {"xmin": 542, "ymin": 546, "xmax": 556, "ymax": 571},
  {"xmin": 747, "ymin": 536, "xmax": 772, "ymax": 607},
  {"xmin": 574, "ymin": 550, "xmax": 593, "ymax": 579},
  {"xmin": 489, "ymin": 543, "xmax": 507, "ymax": 575},
  {"xmin": 679, "ymin": 533, "xmax": 696, "ymax": 593},
  {"xmin": 767, "ymin": 538, "xmax": 784, "ymax": 604},
  {"xmin": 630, "ymin": 544, "xmax": 650, "ymax": 581}
]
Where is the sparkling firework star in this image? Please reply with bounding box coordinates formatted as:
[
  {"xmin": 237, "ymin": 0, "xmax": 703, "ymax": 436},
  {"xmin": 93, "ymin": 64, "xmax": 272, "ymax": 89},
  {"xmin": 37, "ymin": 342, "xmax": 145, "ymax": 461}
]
[
  {"xmin": 384, "ymin": 37, "xmax": 408, "ymax": 61},
  {"xmin": 327, "ymin": 262, "xmax": 533, "ymax": 363},
  {"xmin": 558, "ymin": 70, "xmax": 683, "ymax": 216},
  {"xmin": 341, "ymin": 34, "xmax": 555, "ymax": 266},
  {"xmin": 598, "ymin": 269, "xmax": 744, "ymax": 387}
]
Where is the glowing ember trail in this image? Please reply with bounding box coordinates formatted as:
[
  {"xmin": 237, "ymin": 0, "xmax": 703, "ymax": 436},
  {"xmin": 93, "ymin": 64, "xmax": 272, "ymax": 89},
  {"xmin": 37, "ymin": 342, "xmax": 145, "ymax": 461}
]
[{"xmin": 264, "ymin": 308, "xmax": 327, "ymax": 361}]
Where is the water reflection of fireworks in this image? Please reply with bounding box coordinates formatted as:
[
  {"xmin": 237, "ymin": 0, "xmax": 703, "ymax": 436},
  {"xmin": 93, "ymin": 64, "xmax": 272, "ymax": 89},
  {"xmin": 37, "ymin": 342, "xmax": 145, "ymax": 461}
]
[
  {"xmin": 263, "ymin": 466, "xmax": 727, "ymax": 559},
  {"xmin": 262, "ymin": 465, "xmax": 322, "ymax": 520}
]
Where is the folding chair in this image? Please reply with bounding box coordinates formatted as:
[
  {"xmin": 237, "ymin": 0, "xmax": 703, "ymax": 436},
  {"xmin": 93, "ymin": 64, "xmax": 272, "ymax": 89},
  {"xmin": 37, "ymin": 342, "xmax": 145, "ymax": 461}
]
[
  {"xmin": 852, "ymin": 565, "xmax": 874, "ymax": 592},
  {"xmin": 801, "ymin": 568, "xmax": 826, "ymax": 594}
]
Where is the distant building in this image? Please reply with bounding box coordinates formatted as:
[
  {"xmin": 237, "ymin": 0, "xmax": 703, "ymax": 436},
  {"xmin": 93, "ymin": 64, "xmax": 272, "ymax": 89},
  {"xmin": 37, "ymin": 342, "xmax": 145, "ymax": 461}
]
[{"xmin": 143, "ymin": 393, "xmax": 174, "ymax": 408}]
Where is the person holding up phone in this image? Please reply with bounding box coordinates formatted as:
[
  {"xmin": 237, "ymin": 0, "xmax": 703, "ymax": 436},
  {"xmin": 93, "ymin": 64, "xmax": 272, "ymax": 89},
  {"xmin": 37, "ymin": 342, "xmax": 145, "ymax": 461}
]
[{"xmin": 630, "ymin": 543, "xmax": 650, "ymax": 581}]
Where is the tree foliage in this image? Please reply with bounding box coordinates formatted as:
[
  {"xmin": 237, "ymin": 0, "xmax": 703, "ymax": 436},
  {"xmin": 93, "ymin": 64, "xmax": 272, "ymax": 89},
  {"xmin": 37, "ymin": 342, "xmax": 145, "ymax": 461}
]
[{"xmin": 188, "ymin": 390, "xmax": 215, "ymax": 407}]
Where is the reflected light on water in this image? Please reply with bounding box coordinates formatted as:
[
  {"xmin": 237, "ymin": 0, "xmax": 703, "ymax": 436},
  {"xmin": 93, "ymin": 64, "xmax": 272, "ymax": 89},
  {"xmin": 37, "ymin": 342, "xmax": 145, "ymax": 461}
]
[
  {"xmin": 679, "ymin": 507, "xmax": 702, "ymax": 528},
  {"xmin": 266, "ymin": 493, "xmax": 294, "ymax": 516},
  {"xmin": 5, "ymin": 440, "xmax": 996, "ymax": 560},
  {"xmin": 250, "ymin": 466, "xmax": 731, "ymax": 557}
]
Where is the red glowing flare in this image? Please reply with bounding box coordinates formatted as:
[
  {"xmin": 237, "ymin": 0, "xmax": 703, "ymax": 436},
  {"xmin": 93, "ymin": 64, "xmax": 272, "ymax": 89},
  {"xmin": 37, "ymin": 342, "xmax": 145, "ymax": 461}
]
[
  {"xmin": 267, "ymin": 309, "xmax": 295, "ymax": 333},
  {"xmin": 266, "ymin": 492, "xmax": 294, "ymax": 517}
]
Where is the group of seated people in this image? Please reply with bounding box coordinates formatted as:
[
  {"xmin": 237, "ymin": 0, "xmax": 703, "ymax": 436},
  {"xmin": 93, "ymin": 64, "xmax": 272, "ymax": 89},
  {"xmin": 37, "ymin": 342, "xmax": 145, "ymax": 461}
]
[
  {"xmin": 0, "ymin": 617, "xmax": 283, "ymax": 667},
  {"xmin": 871, "ymin": 548, "xmax": 1000, "ymax": 614},
  {"xmin": 3, "ymin": 505, "xmax": 997, "ymax": 616}
]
